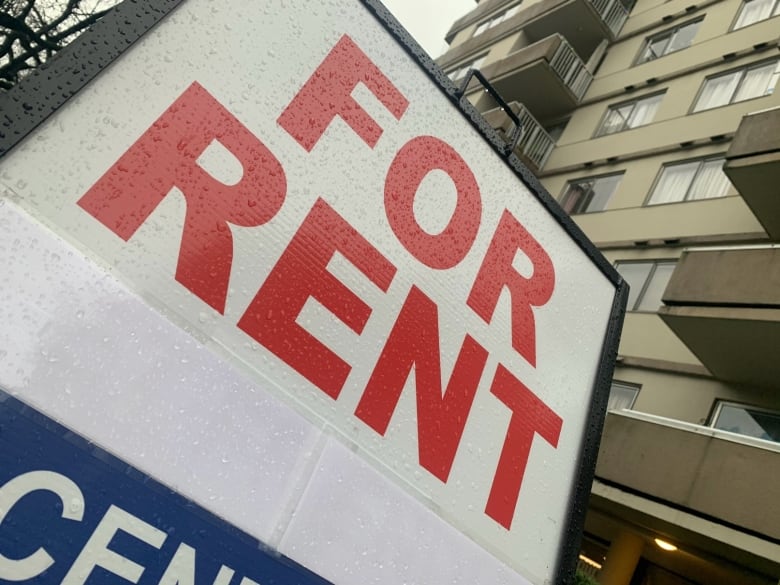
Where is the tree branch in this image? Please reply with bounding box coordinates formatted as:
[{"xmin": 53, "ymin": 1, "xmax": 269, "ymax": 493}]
[
  {"xmin": 0, "ymin": 0, "xmax": 114, "ymax": 89},
  {"xmin": 48, "ymin": 6, "xmax": 111, "ymax": 44},
  {"xmin": 0, "ymin": 10, "xmax": 59, "ymax": 50},
  {"xmin": 40, "ymin": 0, "xmax": 80, "ymax": 36}
]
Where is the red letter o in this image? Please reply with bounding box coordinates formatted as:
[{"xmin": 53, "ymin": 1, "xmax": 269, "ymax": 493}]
[{"xmin": 385, "ymin": 136, "xmax": 481, "ymax": 269}]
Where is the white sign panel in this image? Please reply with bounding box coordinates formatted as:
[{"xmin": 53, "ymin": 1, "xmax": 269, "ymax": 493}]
[{"xmin": 0, "ymin": 1, "xmax": 622, "ymax": 583}]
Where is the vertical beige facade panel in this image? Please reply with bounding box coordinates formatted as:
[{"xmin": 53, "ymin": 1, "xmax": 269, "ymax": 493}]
[
  {"xmin": 547, "ymin": 91, "xmax": 780, "ymax": 168},
  {"xmin": 617, "ymin": 0, "xmax": 744, "ymax": 42},
  {"xmin": 543, "ymin": 98, "xmax": 607, "ymax": 146},
  {"xmin": 543, "ymin": 142, "xmax": 736, "ymax": 211},
  {"xmin": 571, "ymin": 196, "xmax": 765, "ymax": 242},
  {"xmin": 618, "ymin": 313, "xmax": 702, "ymax": 365},
  {"xmin": 610, "ymin": 366, "xmax": 752, "ymax": 423},
  {"xmin": 589, "ymin": 21, "xmax": 780, "ymax": 99},
  {"xmin": 614, "ymin": 365, "xmax": 780, "ymax": 423}
]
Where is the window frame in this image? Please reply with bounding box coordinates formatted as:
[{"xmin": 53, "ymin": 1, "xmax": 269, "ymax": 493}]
[
  {"xmin": 614, "ymin": 259, "xmax": 678, "ymax": 312},
  {"xmin": 560, "ymin": 172, "xmax": 624, "ymax": 215},
  {"xmin": 595, "ymin": 91, "xmax": 665, "ymax": 137},
  {"xmin": 709, "ymin": 400, "xmax": 780, "ymax": 443},
  {"xmin": 692, "ymin": 58, "xmax": 780, "ymax": 112},
  {"xmin": 731, "ymin": 0, "xmax": 780, "ymax": 30},
  {"xmin": 635, "ymin": 18, "xmax": 703, "ymax": 64},
  {"xmin": 644, "ymin": 154, "xmax": 732, "ymax": 206},
  {"xmin": 607, "ymin": 381, "xmax": 640, "ymax": 413}
]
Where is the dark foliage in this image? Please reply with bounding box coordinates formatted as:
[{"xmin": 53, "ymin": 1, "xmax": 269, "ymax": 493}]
[
  {"xmin": 574, "ymin": 569, "xmax": 601, "ymax": 585},
  {"xmin": 0, "ymin": 0, "xmax": 117, "ymax": 90}
]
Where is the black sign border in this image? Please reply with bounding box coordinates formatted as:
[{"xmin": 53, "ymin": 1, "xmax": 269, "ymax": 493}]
[{"xmin": 0, "ymin": 2, "xmax": 629, "ymax": 583}]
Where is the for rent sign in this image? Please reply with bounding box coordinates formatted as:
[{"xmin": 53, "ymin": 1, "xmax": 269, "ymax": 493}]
[
  {"xmin": 0, "ymin": 1, "xmax": 625, "ymax": 584},
  {"xmin": 77, "ymin": 65, "xmax": 562, "ymax": 531}
]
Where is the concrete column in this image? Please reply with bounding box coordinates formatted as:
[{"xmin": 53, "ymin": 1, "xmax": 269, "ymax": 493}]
[{"xmin": 598, "ymin": 529, "xmax": 644, "ymax": 585}]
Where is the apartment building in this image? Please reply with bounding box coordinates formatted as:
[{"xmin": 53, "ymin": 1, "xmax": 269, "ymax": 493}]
[{"xmin": 436, "ymin": 0, "xmax": 780, "ymax": 584}]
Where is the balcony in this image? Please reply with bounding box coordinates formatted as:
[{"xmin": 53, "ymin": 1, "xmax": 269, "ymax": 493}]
[
  {"xmin": 481, "ymin": 101, "xmax": 555, "ymax": 171},
  {"xmin": 724, "ymin": 107, "xmax": 780, "ymax": 239},
  {"xmin": 477, "ymin": 35, "xmax": 592, "ymax": 121},
  {"xmin": 439, "ymin": 0, "xmax": 626, "ymax": 77},
  {"xmin": 446, "ymin": 0, "xmax": 519, "ymax": 43},
  {"xmin": 658, "ymin": 246, "xmax": 780, "ymax": 390},
  {"xmin": 516, "ymin": 0, "xmax": 627, "ymax": 59},
  {"xmin": 596, "ymin": 410, "xmax": 780, "ymax": 541}
]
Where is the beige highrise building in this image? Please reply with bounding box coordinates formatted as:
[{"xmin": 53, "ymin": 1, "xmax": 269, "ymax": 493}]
[{"xmin": 436, "ymin": 0, "xmax": 780, "ymax": 583}]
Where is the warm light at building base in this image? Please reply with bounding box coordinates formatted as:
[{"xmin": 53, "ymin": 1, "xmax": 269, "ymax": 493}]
[
  {"xmin": 579, "ymin": 554, "xmax": 603, "ymax": 569},
  {"xmin": 654, "ymin": 538, "xmax": 678, "ymax": 551}
]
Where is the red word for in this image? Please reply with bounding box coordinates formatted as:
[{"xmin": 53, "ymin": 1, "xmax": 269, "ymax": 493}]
[{"xmin": 78, "ymin": 35, "xmax": 562, "ymax": 531}]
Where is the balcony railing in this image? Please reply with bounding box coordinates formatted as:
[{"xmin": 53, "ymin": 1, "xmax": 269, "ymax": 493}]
[
  {"xmin": 549, "ymin": 38, "xmax": 593, "ymax": 100},
  {"xmin": 474, "ymin": 35, "xmax": 593, "ymax": 120},
  {"xmin": 439, "ymin": 0, "xmax": 628, "ymax": 79},
  {"xmin": 482, "ymin": 101, "xmax": 555, "ymax": 170},
  {"xmin": 590, "ymin": 0, "xmax": 629, "ymax": 36}
]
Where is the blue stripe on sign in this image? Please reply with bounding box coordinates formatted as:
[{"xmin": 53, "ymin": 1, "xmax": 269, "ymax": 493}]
[{"xmin": 0, "ymin": 391, "xmax": 332, "ymax": 585}]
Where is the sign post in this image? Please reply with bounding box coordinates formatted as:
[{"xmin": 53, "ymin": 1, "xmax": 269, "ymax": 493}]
[{"xmin": 0, "ymin": 1, "xmax": 627, "ymax": 583}]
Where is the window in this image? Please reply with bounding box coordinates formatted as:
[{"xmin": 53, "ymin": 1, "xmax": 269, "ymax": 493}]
[
  {"xmin": 647, "ymin": 156, "xmax": 732, "ymax": 204},
  {"xmin": 637, "ymin": 19, "xmax": 702, "ymax": 63},
  {"xmin": 615, "ymin": 260, "xmax": 677, "ymax": 311},
  {"xmin": 608, "ymin": 382, "xmax": 640, "ymax": 412},
  {"xmin": 448, "ymin": 54, "xmax": 488, "ymax": 81},
  {"xmin": 711, "ymin": 401, "xmax": 780, "ymax": 443},
  {"xmin": 693, "ymin": 59, "xmax": 780, "ymax": 112},
  {"xmin": 733, "ymin": 0, "xmax": 780, "ymax": 29},
  {"xmin": 473, "ymin": 4, "xmax": 522, "ymax": 36},
  {"xmin": 597, "ymin": 93, "xmax": 664, "ymax": 136},
  {"xmin": 560, "ymin": 173, "xmax": 623, "ymax": 214}
]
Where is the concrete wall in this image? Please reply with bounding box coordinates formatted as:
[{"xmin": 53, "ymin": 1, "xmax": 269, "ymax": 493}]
[
  {"xmin": 593, "ymin": 18, "xmax": 780, "ymax": 96},
  {"xmin": 612, "ymin": 363, "xmax": 780, "ymax": 422},
  {"xmin": 618, "ymin": 312, "xmax": 702, "ymax": 365},
  {"xmin": 724, "ymin": 106, "xmax": 780, "ymax": 238},
  {"xmin": 665, "ymin": 247, "xmax": 780, "ymax": 306},
  {"xmin": 543, "ymin": 142, "xmax": 734, "ymax": 208},
  {"xmin": 728, "ymin": 106, "xmax": 780, "ymax": 157},
  {"xmin": 568, "ymin": 196, "xmax": 765, "ymax": 243},
  {"xmin": 547, "ymin": 79, "xmax": 780, "ymax": 168},
  {"xmin": 596, "ymin": 412, "xmax": 780, "ymax": 540}
]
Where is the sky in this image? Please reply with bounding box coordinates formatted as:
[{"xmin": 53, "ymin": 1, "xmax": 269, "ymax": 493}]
[{"xmin": 380, "ymin": 0, "xmax": 476, "ymax": 58}]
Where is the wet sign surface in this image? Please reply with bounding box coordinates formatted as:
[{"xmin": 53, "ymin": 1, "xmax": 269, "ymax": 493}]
[{"xmin": 0, "ymin": 1, "xmax": 625, "ymax": 584}]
